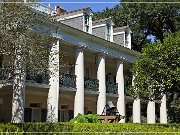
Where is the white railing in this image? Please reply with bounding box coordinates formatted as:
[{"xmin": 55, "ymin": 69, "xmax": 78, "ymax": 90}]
[{"xmin": 30, "ymin": 3, "xmax": 55, "ymax": 14}]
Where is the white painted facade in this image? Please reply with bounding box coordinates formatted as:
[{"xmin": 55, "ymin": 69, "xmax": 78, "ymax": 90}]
[{"xmin": 0, "ymin": 3, "xmax": 167, "ymax": 123}]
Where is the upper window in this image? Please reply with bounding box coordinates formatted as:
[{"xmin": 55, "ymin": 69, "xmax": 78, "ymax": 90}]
[
  {"xmin": 125, "ymin": 31, "xmax": 128, "ymax": 47},
  {"xmin": 107, "ymin": 24, "xmax": 111, "ymax": 41},
  {"xmin": 84, "ymin": 14, "xmax": 89, "ymax": 25},
  {"xmin": 84, "ymin": 13, "xmax": 89, "ymax": 33}
]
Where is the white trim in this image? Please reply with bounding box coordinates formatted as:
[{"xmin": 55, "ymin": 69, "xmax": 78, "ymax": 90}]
[
  {"xmin": 92, "ymin": 24, "xmax": 106, "ymax": 28},
  {"xmin": 113, "ymin": 31, "xmax": 125, "ymax": 35},
  {"xmin": 57, "ymin": 13, "xmax": 84, "ymax": 21},
  {"xmin": 33, "ymin": 20, "xmax": 139, "ymax": 62}
]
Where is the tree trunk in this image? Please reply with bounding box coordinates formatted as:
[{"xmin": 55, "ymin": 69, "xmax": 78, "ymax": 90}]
[{"xmin": 11, "ymin": 35, "xmax": 26, "ymax": 123}]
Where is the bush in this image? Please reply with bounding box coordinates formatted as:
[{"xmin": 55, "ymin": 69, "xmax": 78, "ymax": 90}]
[
  {"xmin": 0, "ymin": 123, "xmax": 23, "ymax": 134},
  {"xmin": 15, "ymin": 122, "xmax": 73, "ymax": 133},
  {"xmin": 0, "ymin": 122, "xmax": 179, "ymax": 134},
  {"xmin": 69, "ymin": 114, "xmax": 100, "ymax": 123},
  {"xmin": 72, "ymin": 123, "xmax": 179, "ymax": 134}
]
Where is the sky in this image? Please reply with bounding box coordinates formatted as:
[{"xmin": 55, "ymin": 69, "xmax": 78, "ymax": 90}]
[{"xmin": 41, "ymin": 0, "xmax": 120, "ymax": 12}]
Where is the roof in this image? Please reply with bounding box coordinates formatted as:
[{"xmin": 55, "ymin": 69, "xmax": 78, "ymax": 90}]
[
  {"xmin": 56, "ymin": 7, "xmax": 92, "ymax": 16},
  {"xmin": 93, "ymin": 17, "xmax": 115, "ymax": 26},
  {"xmin": 113, "ymin": 26, "xmax": 132, "ymax": 33},
  {"xmin": 114, "ymin": 26, "xmax": 129, "ymax": 31},
  {"xmin": 93, "ymin": 17, "xmax": 112, "ymax": 24}
]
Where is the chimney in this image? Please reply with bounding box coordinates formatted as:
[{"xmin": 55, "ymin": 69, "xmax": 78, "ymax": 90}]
[{"xmin": 56, "ymin": 6, "xmax": 66, "ymax": 15}]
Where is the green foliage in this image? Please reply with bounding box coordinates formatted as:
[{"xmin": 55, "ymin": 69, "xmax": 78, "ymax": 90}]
[
  {"xmin": 93, "ymin": 0, "xmax": 180, "ymax": 51},
  {"xmin": 69, "ymin": 114, "xmax": 100, "ymax": 123},
  {"xmin": 0, "ymin": 123, "xmax": 23, "ymax": 134},
  {"xmin": 130, "ymin": 32, "xmax": 180, "ymax": 122},
  {"xmin": 0, "ymin": 2, "xmax": 54, "ymax": 74},
  {"xmin": 131, "ymin": 32, "xmax": 180, "ymax": 99},
  {"xmin": 8, "ymin": 122, "xmax": 180, "ymax": 134},
  {"xmin": 14, "ymin": 122, "xmax": 73, "ymax": 133}
]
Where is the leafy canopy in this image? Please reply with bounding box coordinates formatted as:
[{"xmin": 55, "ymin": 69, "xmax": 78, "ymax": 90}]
[
  {"xmin": 0, "ymin": 2, "xmax": 54, "ymax": 75},
  {"xmin": 130, "ymin": 32, "xmax": 180, "ymax": 100},
  {"xmin": 93, "ymin": 0, "xmax": 180, "ymax": 51}
]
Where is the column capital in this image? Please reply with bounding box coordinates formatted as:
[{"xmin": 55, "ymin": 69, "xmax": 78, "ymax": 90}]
[
  {"xmin": 97, "ymin": 52, "xmax": 107, "ymax": 58},
  {"xmin": 76, "ymin": 45, "xmax": 87, "ymax": 52},
  {"xmin": 76, "ymin": 48, "xmax": 84, "ymax": 53},
  {"xmin": 116, "ymin": 59, "xmax": 124, "ymax": 64}
]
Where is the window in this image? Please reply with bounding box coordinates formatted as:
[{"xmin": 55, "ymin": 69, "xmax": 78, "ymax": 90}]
[
  {"xmin": 106, "ymin": 73, "xmax": 111, "ymax": 82},
  {"xmin": 60, "ymin": 105, "xmax": 69, "ymax": 122},
  {"xmin": 84, "ymin": 13, "xmax": 89, "ymax": 33},
  {"xmin": 85, "ymin": 67, "xmax": 90, "ymax": 78},
  {"xmin": 125, "ymin": 31, "xmax": 128, "ymax": 47},
  {"xmin": 84, "ymin": 14, "xmax": 89, "ymax": 25},
  {"xmin": 107, "ymin": 24, "xmax": 111, "ymax": 41}
]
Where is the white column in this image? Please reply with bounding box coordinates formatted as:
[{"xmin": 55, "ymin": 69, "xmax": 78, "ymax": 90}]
[
  {"xmin": 116, "ymin": 60, "xmax": 125, "ymax": 123},
  {"xmin": 160, "ymin": 94, "xmax": 167, "ymax": 124},
  {"xmin": 97, "ymin": 54, "xmax": 106, "ymax": 115},
  {"xmin": 147, "ymin": 100, "xmax": 155, "ymax": 123},
  {"xmin": 47, "ymin": 39, "xmax": 59, "ymax": 122},
  {"xmin": 12, "ymin": 35, "xmax": 26, "ymax": 123},
  {"xmin": 133, "ymin": 99, "xmax": 141, "ymax": 123},
  {"xmin": 132, "ymin": 75, "xmax": 141, "ymax": 123},
  {"xmin": 74, "ymin": 49, "xmax": 84, "ymax": 117}
]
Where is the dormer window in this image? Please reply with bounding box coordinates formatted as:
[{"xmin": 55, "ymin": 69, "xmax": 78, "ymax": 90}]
[
  {"xmin": 84, "ymin": 14, "xmax": 89, "ymax": 25},
  {"xmin": 84, "ymin": 13, "xmax": 90, "ymax": 33},
  {"xmin": 125, "ymin": 31, "xmax": 128, "ymax": 47},
  {"xmin": 107, "ymin": 24, "xmax": 111, "ymax": 41}
]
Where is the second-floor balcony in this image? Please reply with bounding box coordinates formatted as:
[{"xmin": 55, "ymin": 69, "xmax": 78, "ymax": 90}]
[
  {"xmin": 1, "ymin": 68, "xmax": 118, "ymax": 95},
  {"xmin": 106, "ymin": 81, "xmax": 118, "ymax": 94},
  {"xmin": 84, "ymin": 77, "xmax": 99, "ymax": 91},
  {"xmin": 26, "ymin": 71, "xmax": 49, "ymax": 84},
  {"xmin": 59, "ymin": 73, "xmax": 76, "ymax": 89}
]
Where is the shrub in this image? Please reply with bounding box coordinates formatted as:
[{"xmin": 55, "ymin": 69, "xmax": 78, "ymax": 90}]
[
  {"xmin": 15, "ymin": 122, "xmax": 73, "ymax": 133},
  {"xmin": 0, "ymin": 122, "xmax": 178, "ymax": 134},
  {"xmin": 0, "ymin": 123, "xmax": 23, "ymax": 134},
  {"xmin": 69, "ymin": 114, "xmax": 100, "ymax": 123}
]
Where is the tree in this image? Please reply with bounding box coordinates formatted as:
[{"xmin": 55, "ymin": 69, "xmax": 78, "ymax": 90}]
[
  {"xmin": 0, "ymin": 2, "xmax": 52, "ymax": 122},
  {"xmin": 93, "ymin": 0, "xmax": 180, "ymax": 51},
  {"xmin": 130, "ymin": 32, "xmax": 180, "ymax": 122}
]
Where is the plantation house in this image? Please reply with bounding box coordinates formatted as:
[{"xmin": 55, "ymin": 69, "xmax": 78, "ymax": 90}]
[{"xmin": 0, "ymin": 2, "xmax": 167, "ymax": 123}]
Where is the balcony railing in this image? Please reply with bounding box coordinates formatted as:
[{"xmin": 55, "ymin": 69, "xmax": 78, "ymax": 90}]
[
  {"xmin": 26, "ymin": 71, "xmax": 49, "ymax": 84},
  {"xmin": 30, "ymin": 2, "xmax": 55, "ymax": 14},
  {"xmin": 84, "ymin": 77, "xmax": 99, "ymax": 91},
  {"xmin": 106, "ymin": 81, "xmax": 118, "ymax": 94},
  {"xmin": 0, "ymin": 68, "xmax": 13, "ymax": 80},
  {"xmin": 59, "ymin": 73, "xmax": 76, "ymax": 89}
]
